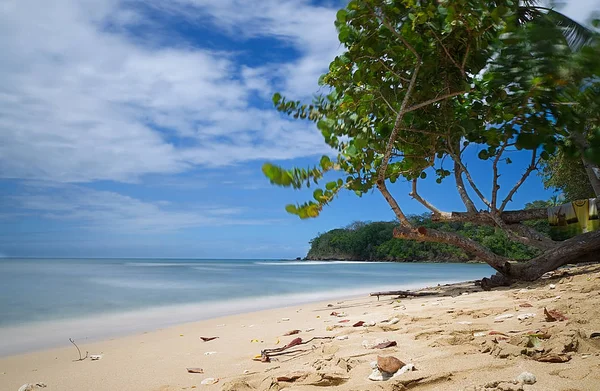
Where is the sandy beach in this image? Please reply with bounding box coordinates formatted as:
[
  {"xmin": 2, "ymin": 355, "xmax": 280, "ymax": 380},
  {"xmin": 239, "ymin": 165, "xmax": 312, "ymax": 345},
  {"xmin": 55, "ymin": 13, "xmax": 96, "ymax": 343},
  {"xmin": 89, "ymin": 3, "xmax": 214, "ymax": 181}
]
[{"xmin": 2, "ymin": 264, "xmax": 599, "ymax": 391}]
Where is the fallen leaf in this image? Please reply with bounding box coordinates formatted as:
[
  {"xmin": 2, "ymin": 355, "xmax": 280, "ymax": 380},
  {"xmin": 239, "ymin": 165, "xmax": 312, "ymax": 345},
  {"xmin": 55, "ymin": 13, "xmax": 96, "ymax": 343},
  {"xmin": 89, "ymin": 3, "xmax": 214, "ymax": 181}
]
[
  {"xmin": 200, "ymin": 337, "xmax": 218, "ymax": 342},
  {"xmin": 186, "ymin": 368, "xmax": 204, "ymax": 374},
  {"xmin": 330, "ymin": 312, "xmax": 339, "ymax": 316},
  {"xmin": 353, "ymin": 321, "xmax": 365, "ymax": 327},
  {"xmin": 338, "ymin": 319, "xmax": 350, "ymax": 323},
  {"xmin": 372, "ymin": 341, "xmax": 397, "ymax": 349},
  {"xmin": 544, "ymin": 307, "xmax": 568, "ymax": 322},
  {"xmin": 285, "ymin": 337, "xmax": 302, "ymax": 349},
  {"xmin": 277, "ymin": 375, "xmax": 303, "ymax": 382},
  {"xmin": 283, "ymin": 330, "xmax": 301, "ymax": 336},
  {"xmin": 535, "ymin": 353, "xmax": 571, "ymax": 363},
  {"xmin": 519, "ymin": 303, "xmax": 533, "ymax": 308}
]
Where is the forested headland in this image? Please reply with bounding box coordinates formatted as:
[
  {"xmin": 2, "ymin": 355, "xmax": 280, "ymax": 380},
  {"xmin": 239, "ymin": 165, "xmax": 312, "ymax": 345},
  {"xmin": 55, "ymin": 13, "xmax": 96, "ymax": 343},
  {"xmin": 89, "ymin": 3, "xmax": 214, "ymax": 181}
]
[{"xmin": 306, "ymin": 206, "xmax": 554, "ymax": 262}]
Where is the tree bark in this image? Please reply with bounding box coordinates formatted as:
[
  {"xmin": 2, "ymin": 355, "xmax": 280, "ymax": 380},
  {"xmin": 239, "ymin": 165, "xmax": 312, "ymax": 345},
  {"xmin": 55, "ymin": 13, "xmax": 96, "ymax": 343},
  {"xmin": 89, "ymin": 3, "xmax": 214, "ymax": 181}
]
[{"xmin": 581, "ymin": 156, "xmax": 600, "ymax": 197}]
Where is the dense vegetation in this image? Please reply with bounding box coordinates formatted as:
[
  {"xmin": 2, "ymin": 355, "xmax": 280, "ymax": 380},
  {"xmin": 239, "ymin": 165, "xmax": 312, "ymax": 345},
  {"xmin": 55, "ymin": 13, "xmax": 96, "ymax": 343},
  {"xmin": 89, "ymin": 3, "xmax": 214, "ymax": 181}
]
[{"xmin": 307, "ymin": 215, "xmax": 541, "ymax": 262}]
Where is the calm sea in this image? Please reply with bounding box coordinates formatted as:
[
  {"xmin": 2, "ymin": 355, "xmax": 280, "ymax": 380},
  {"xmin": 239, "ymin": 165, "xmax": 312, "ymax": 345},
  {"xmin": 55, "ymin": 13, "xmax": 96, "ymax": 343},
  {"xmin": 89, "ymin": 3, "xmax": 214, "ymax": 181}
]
[{"xmin": 0, "ymin": 258, "xmax": 493, "ymax": 355}]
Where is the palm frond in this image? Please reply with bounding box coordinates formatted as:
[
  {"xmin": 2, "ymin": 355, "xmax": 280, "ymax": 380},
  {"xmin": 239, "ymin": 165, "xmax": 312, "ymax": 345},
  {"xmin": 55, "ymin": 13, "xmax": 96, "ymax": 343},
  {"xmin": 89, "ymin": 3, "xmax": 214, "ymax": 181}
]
[{"xmin": 518, "ymin": 6, "xmax": 598, "ymax": 51}]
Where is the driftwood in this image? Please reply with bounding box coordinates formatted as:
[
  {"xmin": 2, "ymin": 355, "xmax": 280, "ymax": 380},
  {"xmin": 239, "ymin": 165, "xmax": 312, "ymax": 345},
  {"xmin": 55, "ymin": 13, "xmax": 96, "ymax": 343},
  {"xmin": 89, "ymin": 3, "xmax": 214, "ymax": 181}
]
[
  {"xmin": 370, "ymin": 290, "xmax": 436, "ymax": 300},
  {"xmin": 260, "ymin": 337, "xmax": 333, "ymax": 362}
]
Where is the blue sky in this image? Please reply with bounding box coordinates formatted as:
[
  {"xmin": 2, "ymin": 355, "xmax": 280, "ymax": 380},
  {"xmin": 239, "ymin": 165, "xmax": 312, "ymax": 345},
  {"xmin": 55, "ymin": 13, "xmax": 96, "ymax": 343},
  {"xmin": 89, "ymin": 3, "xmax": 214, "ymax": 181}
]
[{"xmin": 1, "ymin": 0, "xmax": 599, "ymax": 259}]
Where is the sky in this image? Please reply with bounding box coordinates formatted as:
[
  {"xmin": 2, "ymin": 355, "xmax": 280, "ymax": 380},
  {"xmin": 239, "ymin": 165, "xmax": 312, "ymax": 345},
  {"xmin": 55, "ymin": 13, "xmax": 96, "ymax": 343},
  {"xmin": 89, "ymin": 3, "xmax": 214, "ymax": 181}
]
[{"xmin": 1, "ymin": 0, "xmax": 599, "ymax": 259}]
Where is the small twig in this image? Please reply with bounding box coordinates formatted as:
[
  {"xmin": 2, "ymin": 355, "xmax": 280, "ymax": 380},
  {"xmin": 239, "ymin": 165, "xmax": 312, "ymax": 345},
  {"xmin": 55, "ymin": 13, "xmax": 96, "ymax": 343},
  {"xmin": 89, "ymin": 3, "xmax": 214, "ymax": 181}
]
[
  {"xmin": 69, "ymin": 338, "xmax": 88, "ymax": 362},
  {"xmin": 261, "ymin": 337, "xmax": 333, "ymax": 361}
]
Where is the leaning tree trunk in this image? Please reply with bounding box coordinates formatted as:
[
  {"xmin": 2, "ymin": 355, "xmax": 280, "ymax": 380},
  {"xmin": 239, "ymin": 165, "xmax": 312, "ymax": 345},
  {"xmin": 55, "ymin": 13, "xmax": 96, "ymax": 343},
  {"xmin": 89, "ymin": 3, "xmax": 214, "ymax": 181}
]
[{"xmin": 393, "ymin": 226, "xmax": 600, "ymax": 290}]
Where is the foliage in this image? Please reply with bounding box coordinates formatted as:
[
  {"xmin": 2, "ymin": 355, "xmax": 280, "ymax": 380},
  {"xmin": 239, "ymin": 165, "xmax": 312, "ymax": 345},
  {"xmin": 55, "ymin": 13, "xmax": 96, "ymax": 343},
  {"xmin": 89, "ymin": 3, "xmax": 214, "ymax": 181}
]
[
  {"xmin": 264, "ymin": 0, "xmax": 600, "ymax": 221},
  {"xmin": 307, "ymin": 216, "xmax": 540, "ymax": 262},
  {"xmin": 539, "ymin": 149, "xmax": 596, "ymax": 202}
]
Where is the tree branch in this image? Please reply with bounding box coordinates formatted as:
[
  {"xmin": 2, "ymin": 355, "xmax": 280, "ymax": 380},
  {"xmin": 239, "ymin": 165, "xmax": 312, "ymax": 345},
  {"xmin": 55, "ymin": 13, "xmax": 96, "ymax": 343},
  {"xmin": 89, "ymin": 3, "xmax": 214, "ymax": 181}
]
[
  {"xmin": 393, "ymin": 226, "xmax": 511, "ymax": 273},
  {"xmin": 452, "ymin": 153, "xmax": 492, "ymax": 209},
  {"xmin": 499, "ymin": 149, "xmax": 539, "ymax": 212},
  {"xmin": 405, "ymin": 91, "xmax": 466, "ymax": 113},
  {"xmin": 409, "ymin": 178, "xmax": 452, "ymax": 217},
  {"xmin": 491, "ymin": 142, "xmax": 510, "ymax": 211},
  {"xmin": 430, "ymin": 29, "xmax": 466, "ymax": 76}
]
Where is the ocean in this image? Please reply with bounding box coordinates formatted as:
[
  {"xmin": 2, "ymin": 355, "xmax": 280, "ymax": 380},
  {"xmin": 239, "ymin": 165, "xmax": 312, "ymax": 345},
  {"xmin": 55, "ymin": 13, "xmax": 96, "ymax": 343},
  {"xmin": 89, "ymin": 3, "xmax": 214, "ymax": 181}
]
[{"xmin": 0, "ymin": 258, "xmax": 493, "ymax": 355}]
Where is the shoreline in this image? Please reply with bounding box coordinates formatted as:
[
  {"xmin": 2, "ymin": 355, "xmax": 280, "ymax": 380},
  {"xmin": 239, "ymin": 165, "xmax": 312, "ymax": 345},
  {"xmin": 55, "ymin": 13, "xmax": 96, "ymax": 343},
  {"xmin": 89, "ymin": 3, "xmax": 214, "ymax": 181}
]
[
  {"xmin": 0, "ymin": 278, "xmax": 471, "ymax": 357},
  {"xmin": 2, "ymin": 264, "xmax": 599, "ymax": 391}
]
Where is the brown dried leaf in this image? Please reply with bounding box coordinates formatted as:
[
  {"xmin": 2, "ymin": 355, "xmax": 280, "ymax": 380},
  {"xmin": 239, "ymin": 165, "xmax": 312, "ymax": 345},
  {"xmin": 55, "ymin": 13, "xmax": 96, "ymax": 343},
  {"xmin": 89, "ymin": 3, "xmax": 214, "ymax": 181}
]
[
  {"xmin": 186, "ymin": 368, "xmax": 204, "ymax": 374},
  {"xmin": 519, "ymin": 303, "xmax": 533, "ymax": 308},
  {"xmin": 200, "ymin": 336, "xmax": 218, "ymax": 342},
  {"xmin": 283, "ymin": 330, "xmax": 301, "ymax": 336},
  {"xmin": 338, "ymin": 319, "xmax": 350, "ymax": 323},
  {"xmin": 544, "ymin": 307, "xmax": 568, "ymax": 322},
  {"xmin": 284, "ymin": 337, "xmax": 302, "ymax": 349},
  {"xmin": 535, "ymin": 353, "xmax": 571, "ymax": 363},
  {"xmin": 372, "ymin": 341, "xmax": 397, "ymax": 349},
  {"xmin": 277, "ymin": 375, "xmax": 303, "ymax": 382},
  {"xmin": 352, "ymin": 321, "xmax": 365, "ymax": 327}
]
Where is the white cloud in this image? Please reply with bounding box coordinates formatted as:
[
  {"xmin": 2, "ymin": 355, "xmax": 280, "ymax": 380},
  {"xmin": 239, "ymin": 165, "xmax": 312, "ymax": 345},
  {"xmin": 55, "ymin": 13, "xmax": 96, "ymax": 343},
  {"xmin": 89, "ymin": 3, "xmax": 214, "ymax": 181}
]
[
  {"xmin": 2, "ymin": 182, "xmax": 276, "ymax": 232},
  {"xmin": 0, "ymin": 0, "xmax": 336, "ymax": 183}
]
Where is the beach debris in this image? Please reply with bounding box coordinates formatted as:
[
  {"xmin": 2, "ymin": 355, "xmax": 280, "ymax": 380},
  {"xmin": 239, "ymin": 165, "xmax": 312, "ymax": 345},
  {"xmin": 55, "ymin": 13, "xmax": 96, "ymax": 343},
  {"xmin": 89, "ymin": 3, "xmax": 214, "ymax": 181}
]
[
  {"xmin": 535, "ymin": 353, "xmax": 571, "ymax": 363},
  {"xmin": 68, "ymin": 338, "xmax": 88, "ymax": 362},
  {"xmin": 283, "ymin": 329, "xmax": 301, "ymax": 336},
  {"xmin": 377, "ymin": 355, "xmax": 404, "ymax": 374},
  {"xmin": 327, "ymin": 303, "xmax": 334, "ymax": 307},
  {"xmin": 372, "ymin": 340, "xmax": 397, "ymax": 349},
  {"xmin": 200, "ymin": 377, "xmax": 219, "ymax": 385},
  {"xmin": 368, "ymin": 368, "xmax": 387, "ymax": 381},
  {"xmin": 352, "ymin": 321, "xmax": 365, "ymax": 327},
  {"xmin": 516, "ymin": 372, "xmax": 536, "ymax": 385},
  {"xmin": 336, "ymin": 335, "xmax": 348, "ymax": 340},
  {"xmin": 200, "ymin": 336, "xmax": 218, "ymax": 342},
  {"xmin": 330, "ymin": 311, "xmax": 347, "ymax": 317},
  {"xmin": 18, "ymin": 384, "xmax": 47, "ymax": 391},
  {"xmin": 549, "ymin": 284, "xmax": 556, "ymax": 289},
  {"xmin": 494, "ymin": 314, "xmax": 514, "ymax": 322},
  {"xmin": 590, "ymin": 332, "xmax": 600, "ymax": 339},
  {"xmin": 89, "ymin": 354, "xmax": 103, "ymax": 361},
  {"xmin": 204, "ymin": 351, "xmax": 217, "ymax": 355},
  {"xmin": 544, "ymin": 308, "xmax": 568, "ymax": 322},
  {"xmin": 259, "ymin": 336, "xmax": 333, "ymax": 362},
  {"xmin": 389, "ymin": 317, "xmax": 400, "ymax": 325},
  {"xmin": 517, "ymin": 313, "xmax": 536, "ymax": 321},
  {"xmin": 526, "ymin": 335, "xmax": 543, "ymax": 349},
  {"xmin": 243, "ymin": 370, "xmax": 250, "ymax": 374},
  {"xmin": 364, "ymin": 320, "xmax": 376, "ymax": 327},
  {"xmin": 393, "ymin": 363, "xmax": 415, "ymax": 377},
  {"xmin": 519, "ymin": 303, "xmax": 533, "ymax": 308},
  {"xmin": 338, "ymin": 319, "xmax": 350, "ymax": 323},
  {"xmin": 250, "ymin": 339, "xmax": 261, "ymax": 343},
  {"xmin": 186, "ymin": 368, "xmax": 204, "ymax": 374},
  {"xmin": 281, "ymin": 317, "xmax": 290, "ymax": 321},
  {"xmin": 305, "ymin": 327, "xmax": 315, "ymax": 332}
]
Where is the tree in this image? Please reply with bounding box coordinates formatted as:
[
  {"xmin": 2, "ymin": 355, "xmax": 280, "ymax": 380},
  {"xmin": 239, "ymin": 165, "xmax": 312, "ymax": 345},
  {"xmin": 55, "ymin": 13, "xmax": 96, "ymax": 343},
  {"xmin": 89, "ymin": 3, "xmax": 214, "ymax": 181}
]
[
  {"xmin": 263, "ymin": 0, "xmax": 600, "ymax": 288},
  {"xmin": 540, "ymin": 149, "xmax": 596, "ymax": 201}
]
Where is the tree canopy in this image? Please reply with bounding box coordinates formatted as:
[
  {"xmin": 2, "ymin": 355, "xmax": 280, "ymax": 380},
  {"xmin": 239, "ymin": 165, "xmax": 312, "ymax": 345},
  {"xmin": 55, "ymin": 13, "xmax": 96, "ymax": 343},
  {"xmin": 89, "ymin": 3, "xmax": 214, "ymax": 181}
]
[{"xmin": 263, "ymin": 0, "xmax": 600, "ymax": 285}]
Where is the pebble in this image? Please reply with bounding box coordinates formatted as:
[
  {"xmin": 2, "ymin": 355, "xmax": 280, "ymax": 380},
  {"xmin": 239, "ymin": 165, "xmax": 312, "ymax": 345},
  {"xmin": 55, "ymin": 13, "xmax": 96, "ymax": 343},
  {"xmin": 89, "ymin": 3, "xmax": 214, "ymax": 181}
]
[
  {"xmin": 377, "ymin": 355, "xmax": 404, "ymax": 373},
  {"xmin": 517, "ymin": 313, "xmax": 536, "ymax": 321},
  {"xmin": 549, "ymin": 284, "xmax": 556, "ymax": 289},
  {"xmin": 516, "ymin": 372, "xmax": 536, "ymax": 385},
  {"xmin": 389, "ymin": 317, "xmax": 400, "ymax": 325},
  {"xmin": 90, "ymin": 354, "xmax": 103, "ymax": 361}
]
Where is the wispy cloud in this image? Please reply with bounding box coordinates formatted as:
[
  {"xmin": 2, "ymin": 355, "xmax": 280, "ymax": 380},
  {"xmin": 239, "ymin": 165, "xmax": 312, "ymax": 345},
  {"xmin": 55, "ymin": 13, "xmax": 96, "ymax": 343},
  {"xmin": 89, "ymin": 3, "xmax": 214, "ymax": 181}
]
[
  {"xmin": 0, "ymin": 0, "xmax": 336, "ymax": 183},
  {"xmin": 2, "ymin": 182, "xmax": 278, "ymax": 233}
]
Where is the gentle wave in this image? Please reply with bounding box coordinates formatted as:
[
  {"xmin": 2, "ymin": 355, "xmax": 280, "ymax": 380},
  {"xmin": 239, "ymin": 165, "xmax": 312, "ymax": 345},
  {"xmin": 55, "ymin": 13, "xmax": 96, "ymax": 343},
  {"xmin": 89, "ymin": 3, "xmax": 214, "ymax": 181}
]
[
  {"xmin": 0, "ymin": 279, "xmax": 458, "ymax": 356},
  {"xmin": 254, "ymin": 261, "xmax": 386, "ymax": 266}
]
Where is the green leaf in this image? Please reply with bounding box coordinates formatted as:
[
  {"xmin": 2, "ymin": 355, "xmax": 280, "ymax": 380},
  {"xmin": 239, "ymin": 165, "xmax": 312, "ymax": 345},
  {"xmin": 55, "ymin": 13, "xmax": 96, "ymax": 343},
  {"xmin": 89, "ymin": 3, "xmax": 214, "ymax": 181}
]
[
  {"xmin": 336, "ymin": 9, "xmax": 347, "ymax": 24},
  {"xmin": 326, "ymin": 181, "xmax": 337, "ymax": 190},
  {"xmin": 420, "ymin": 172, "xmax": 427, "ymax": 179},
  {"xmin": 272, "ymin": 92, "xmax": 282, "ymax": 106},
  {"xmin": 313, "ymin": 189, "xmax": 324, "ymax": 201},
  {"xmin": 478, "ymin": 150, "xmax": 488, "ymax": 160},
  {"xmin": 285, "ymin": 204, "xmax": 297, "ymax": 214},
  {"xmin": 320, "ymin": 155, "xmax": 332, "ymax": 170}
]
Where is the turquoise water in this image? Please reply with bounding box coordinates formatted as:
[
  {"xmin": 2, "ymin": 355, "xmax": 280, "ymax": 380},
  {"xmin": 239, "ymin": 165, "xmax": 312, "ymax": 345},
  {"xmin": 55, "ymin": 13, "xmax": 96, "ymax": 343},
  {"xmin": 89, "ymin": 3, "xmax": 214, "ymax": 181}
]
[{"xmin": 0, "ymin": 258, "xmax": 493, "ymax": 354}]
